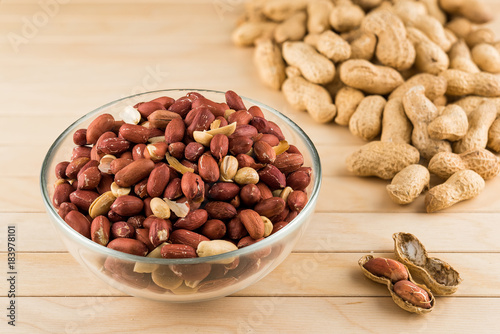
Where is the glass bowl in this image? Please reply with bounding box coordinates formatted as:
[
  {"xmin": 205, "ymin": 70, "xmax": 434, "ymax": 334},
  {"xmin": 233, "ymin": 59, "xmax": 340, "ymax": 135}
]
[{"xmin": 40, "ymin": 89, "xmax": 321, "ymax": 302}]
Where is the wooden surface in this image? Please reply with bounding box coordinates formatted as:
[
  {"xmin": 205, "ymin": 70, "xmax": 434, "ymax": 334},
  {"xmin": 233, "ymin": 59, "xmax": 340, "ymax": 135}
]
[{"xmin": 1, "ymin": 1, "xmax": 500, "ymax": 333}]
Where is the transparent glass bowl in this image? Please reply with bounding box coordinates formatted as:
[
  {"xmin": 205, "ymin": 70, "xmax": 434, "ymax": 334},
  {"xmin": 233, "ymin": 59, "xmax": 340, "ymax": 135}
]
[{"xmin": 40, "ymin": 89, "xmax": 321, "ymax": 302}]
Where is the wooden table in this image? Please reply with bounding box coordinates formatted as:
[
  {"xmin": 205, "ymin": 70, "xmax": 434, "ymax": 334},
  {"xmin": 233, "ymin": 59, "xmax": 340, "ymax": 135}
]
[{"xmin": 1, "ymin": 1, "xmax": 500, "ymax": 332}]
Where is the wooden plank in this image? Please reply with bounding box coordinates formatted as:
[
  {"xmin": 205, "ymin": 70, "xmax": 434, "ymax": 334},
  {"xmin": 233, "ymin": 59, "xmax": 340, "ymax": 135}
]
[
  {"xmin": 2, "ymin": 212, "xmax": 500, "ymax": 253},
  {"xmin": 0, "ymin": 296, "xmax": 499, "ymax": 333},
  {"xmin": 0, "ymin": 252, "xmax": 497, "ymax": 297}
]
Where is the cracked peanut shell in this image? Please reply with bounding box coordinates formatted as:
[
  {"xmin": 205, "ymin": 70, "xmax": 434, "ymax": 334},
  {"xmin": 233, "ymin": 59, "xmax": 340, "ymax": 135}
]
[
  {"xmin": 393, "ymin": 232, "xmax": 462, "ymax": 295},
  {"xmin": 359, "ymin": 254, "xmax": 435, "ymax": 314}
]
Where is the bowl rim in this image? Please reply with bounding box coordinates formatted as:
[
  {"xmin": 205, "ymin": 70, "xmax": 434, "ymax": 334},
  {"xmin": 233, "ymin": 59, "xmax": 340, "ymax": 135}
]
[{"xmin": 40, "ymin": 88, "xmax": 322, "ymax": 265}]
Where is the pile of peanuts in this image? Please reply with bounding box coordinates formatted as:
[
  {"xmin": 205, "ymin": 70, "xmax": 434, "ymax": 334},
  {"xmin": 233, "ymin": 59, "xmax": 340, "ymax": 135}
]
[
  {"xmin": 52, "ymin": 90, "xmax": 312, "ymax": 258},
  {"xmin": 233, "ymin": 0, "xmax": 500, "ymax": 212}
]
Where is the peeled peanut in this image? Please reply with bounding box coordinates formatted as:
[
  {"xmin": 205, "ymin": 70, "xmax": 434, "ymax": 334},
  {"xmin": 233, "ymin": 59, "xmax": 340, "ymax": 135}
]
[
  {"xmin": 393, "ymin": 280, "xmax": 432, "ymax": 309},
  {"xmin": 363, "ymin": 257, "xmax": 408, "ymax": 283}
]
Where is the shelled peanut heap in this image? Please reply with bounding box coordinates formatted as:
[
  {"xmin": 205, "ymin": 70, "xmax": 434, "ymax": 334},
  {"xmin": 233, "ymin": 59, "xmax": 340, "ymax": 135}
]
[
  {"xmin": 53, "ymin": 91, "xmax": 312, "ymax": 258},
  {"xmin": 232, "ymin": 0, "xmax": 500, "ymax": 212}
]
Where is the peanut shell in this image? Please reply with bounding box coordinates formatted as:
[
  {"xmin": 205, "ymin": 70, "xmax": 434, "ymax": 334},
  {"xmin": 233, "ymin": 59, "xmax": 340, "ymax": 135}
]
[
  {"xmin": 393, "ymin": 232, "xmax": 462, "ymax": 295},
  {"xmin": 359, "ymin": 254, "xmax": 435, "ymax": 314}
]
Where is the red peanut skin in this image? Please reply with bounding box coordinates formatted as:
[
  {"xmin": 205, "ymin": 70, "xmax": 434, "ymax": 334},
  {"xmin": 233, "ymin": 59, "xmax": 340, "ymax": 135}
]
[
  {"xmin": 169, "ymin": 229, "xmax": 209, "ymax": 249},
  {"xmin": 111, "ymin": 221, "xmax": 135, "ymax": 239},
  {"xmin": 150, "ymin": 96, "xmax": 175, "ymax": 109},
  {"xmin": 64, "ymin": 210, "xmax": 91, "ymax": 238},
  {"xmin": 69, "ymin": 190, "xmax": 99, "ymax": 212},
  {"xmin": 198, "ymin": 154, "xmax": 220, "ymax": 183},
  {"xmin": 225, "ymin": 90, "xmax": 247, "ymax": 111},
  {"xmin": 111, "ymin": 195, "xmax": 144, "ymax": 216},
  {"xmin": 200, "ymin": 219, "xmax": 226, "ymax": 239},
  {"xmin": 119, "ymin": 124, "xmax": 150, "ymax": 144},
  {"xmin": 87, "ymin": 114, "xmax": 115, "ymax": 144},
  {"xmin": 58, "ymin": 202, "xmax": 78, "ymax": 220},
  {"xmin": 147, "ymin": 163, "xmax": 170, "ymax": 198},
  {"xmin": 91, "ymin": 215, "xmax": 111, "ymax": 246},
  {"xmin": 114, "ymin": 158, "xmax": 155, "ymax": 188},
  {"xmin": 393, "ymin": 280, "xmax": 432, "ymax": 309},
  {"xmin": 137, "ymin": 101, "xmax": 165, "ymax": 118},
  {"xmin": 174, "ymin": 209, "xmax": 208, "ymax": 230},
  {"xmin": 53, "ymin": 183, "xmax": 73, "ymax": 208},
  {"xmin": 165, "ymin": 118, "xmax": 186, "ymax": 144},
  {"xmin": 363, "ymin": 258, "xmax": 409, "ymax": 283},
  {"xmin": 107, "ymin": 238, "xmax": 148, "ymax": 256},
  {"xmin": 161, "ymin": 244, "xmax": 197, "ymax": 259}
]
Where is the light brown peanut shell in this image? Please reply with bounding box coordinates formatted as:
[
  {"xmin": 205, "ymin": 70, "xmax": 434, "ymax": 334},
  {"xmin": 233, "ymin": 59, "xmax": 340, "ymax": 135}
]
[
  {"xmin": 393, "ymin": 232, "xmax": 463, "ymax": 295},
  {"xmin": 465, "ymin": 28, "xmax": 495, "ymax": 48},
  {"xmin": 335, "ymin": 87, "xmax": 364, "ymax": 127},
  {"xmin": 402, "ymin": 86, "xmax": 452, "ymax": 160},
  {"xmin": 362, "ymin": 10, "xmax": 415, "ymax": 71},
  {"xmin": 306, "ymin": 0, "xmax": 333, "ymax": 34},
  {"xmin": 262, "ymin": 0, "xmax": 309, "ymax": 22},
  {"xmin": 349, "ymin": 95, "xmax": 386, "ymax": 141},
  {"xmin": 274, "ymin": 11, "xmax": 307, "ymax": 43},
  {"xmin": 428, "ymin": 149, "xmax": 500, "ymax": 180},
  {"xmin": 359, "ymin": 255, "xmax": 435, "ymax": 314},
  {"xmin": 342, "ymin": 29, "xmax": 377, "ymax": 61},
  {"xmin": 389, "ymin": 73, "xmax": 447, "ymax": 102},
  {"xmin": 381, "ymin": 97, "xmax": 412, "ymax": 144},
  {"xmin": 488, "ymin": 118, "xmax": 500, "ymax": 152},
  {"xmin": 313, "ymin": 30, "xmax": 351, "ymax": 63},
  {"xmin": 406, "ymin": 27, "xmax": 449, "ymax": 75},
  {"xmin": 453, "ymin": 101, "xmax": 497, "ymax": 153},
  {"xmin": 281, "ymin": 76, "xmax": 336, "ymax": 123},
  {"xmin": 425, "ymin": 169, "xmax": 485, "ymax": 213},
  {"xmin": 471, "ymin": 43, "xmax": 500, "ymax": 74},
  {"xmin": 387, "ymin": 164, "xmax": 430, "ymax": 205},
  {"xmin": 346, "ymin": 141, "xmax": 420, "ymax": 180},
  {"xmin": 440, "ymin": 69, "xmax": 500, "ymax": 97},
  {"xmin": 445, "ymin": 17, "xmax": 474, "ymax": 40},
  {"xmin": 339, "ymin": 60, "xmax": 404, "ymax": 95},
  {"xmin": 427, "ymin": 104, "xmax": 468, "ymax": 141},
  {"xmin": 440, "ymin": 0, "xmax": 493, "ymax": 24},
  {"xmin": 454, "ymin": 96, "xmax": 500, "ymax": 117},
  {"xmin": 231, "ymin": 21, "xmax": 277, "ymax": 47},
  {"xmin": 253, "ymin": 38, "xmax": 286, "ymax": 90},
  {"xmin": 282, "ymin": 41, "xmax": 335, "ymax": 85},
  {"xmin": 329, "ymin": 1, "xmax": 364, "ymax": 33},
  {"xmin": 449, "ymin": 39, "xmax": 480, "ymax": 73},
  {"xmin": 420, "ymin": 0, "xmax": 447, "ymax": 25}
]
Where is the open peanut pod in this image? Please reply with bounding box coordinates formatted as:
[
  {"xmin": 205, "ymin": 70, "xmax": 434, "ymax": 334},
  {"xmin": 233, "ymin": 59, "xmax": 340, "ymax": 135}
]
[
  {"xmin": 359, "ymin": 255, "xmax": 435, "ymax": 314},
  {"xmin": 393, "ymin": 232, "xmax": 463, "ymax": 295}
]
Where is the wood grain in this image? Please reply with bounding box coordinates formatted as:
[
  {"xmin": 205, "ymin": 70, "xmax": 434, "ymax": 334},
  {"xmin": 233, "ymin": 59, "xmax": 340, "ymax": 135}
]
[
  {"xmin": 0, "ymin": 252, "xmax": 498, "ymax": 297},
  {"xmin": 0, "ymin": 297, "xmax": 499, "ymax": 334},
  {"xmin": 1, "ymin": 212, "xmax": 500, "ymax": 253}
]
